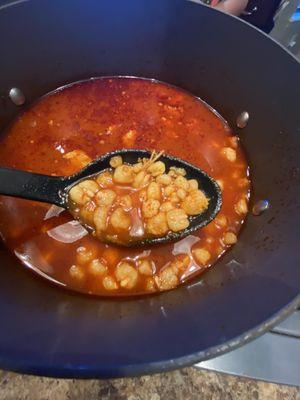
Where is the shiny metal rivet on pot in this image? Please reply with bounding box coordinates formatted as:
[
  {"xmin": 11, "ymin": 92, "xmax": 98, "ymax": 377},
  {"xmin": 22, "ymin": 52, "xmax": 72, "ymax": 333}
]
[
  {"xmin": 236, "ymin": 111, "xmax": 249, "ymax": 128},
  {"xmin": 8, "ymin": 87, "xmax": 26, "ymax": 106},
  {"xmin": 252, "ymin": 200, "xmax": 270, "ymax": 216}
]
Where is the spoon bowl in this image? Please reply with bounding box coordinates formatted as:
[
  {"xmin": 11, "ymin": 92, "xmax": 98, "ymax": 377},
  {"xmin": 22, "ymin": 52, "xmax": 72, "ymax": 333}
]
[{"xmin": 0, "ymin": 149, "xmax": 222, "ymax": 246}]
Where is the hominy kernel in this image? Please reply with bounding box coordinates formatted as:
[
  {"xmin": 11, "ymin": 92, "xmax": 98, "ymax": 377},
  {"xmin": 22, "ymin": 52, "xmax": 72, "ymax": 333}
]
[
  {"xmin": 95, "ymin": 189, "xmax": 116, "ymax": 206},
  {"xmin": 155, "ymin": 266, "xmax": 179, "ymax": 291},
  {"xmin": 146, "ymin": 212, "xmax": 169, "ymax": 236},
  {"xmin": 80, "ymin": 201, "xmax": 97, "ymax": 224},
  {"xmin": 76, "ymin": 247, "xmax": 95, "ymax": 264},
  {"xmin": 138, "ymin": 259, "xmax": 154, "ymax": 276},
  {"xmin": 79, "ymin": 180, "xmax": 99, "ymax": 195},
  {"xmin": 223, "ymin": 232, "xmax": 237, "ymax": 245},
  {"xmin": 167, "ymin": 209, "xmax": 189, "ymax": 232},
  {"xmin": 222, "ymin": 147, "xmax": 237, "ymax": 162},
  {"xmin": 170, "ymin": 166, "xmax": 186, "ymax": 176},
  {"xmin": 109, "ymin": 156, "xmax": 123, "ymax": 168},
  {"xmin": 235, "ymin": 198, "xmax": 248, "ymax": 215},
  {"xmin": 88, "ymin": 259, "xmax": 107, "ymax": 275},
  {"xmin": 188, "ymin": 179, "xmax": 198, "ymax": 191},
  {"xmin": 113, "ymin": 165, "xmax": 135, "ymax": 184},
  {"xmin": 171, "ymin": 255, "xmax": 190, "ymax": 272},
  {"xmin": 214, "ymin": 215, "xmax": 228, "ymax": 228},
  {"xmin": 96, "ymin": 171, "xmax": 113, "ymax": 187},
  {"xmin": 193, "ymin": 248, "xmax": 211, "ymax": 265},
  {"xmin": 63, "ymin": 150, "xmax": 92, "ymax": 169},
  {"xmin": 142, "ymin": 199, "xmax": 160, "ymax": 218},
  {"xmin": 145, "ymin": 277, "xmax": 156, "ymax": 292},
  {"xmin": 133, "ymin": 170, "xmax": 147, "ymax": 188},
  {"xmin": 94, "ymin": 206, "xmax": 109, "ymax": 231},
  {"xmin": 164, "ymin": 185, "xmax": 175, "ymax": 197},
  {"xmin": 156, "ymin": 174, "xmax": 172, "ymax": 185},
  {"xmin": 168, "ymin": 170, "xmax": 177, "ymax": 178},
  {"xmin": 174, "ymin": 176, "xmax": 189, "ymax": 191},
  {"xmin": 147, "ymin": 182, "xmax": 161, "ymax": 200},
  {"xmin": 69, "ymin": 185, "xmax": 88, "ymax": 205},
  {"xmin": 69, "ymin": 265, "xmax": 85, "ymax": 280},
  {"xmin": 147, "ymin": 161, "xmax": 166, "ymax": 177},
  {"xmin": 115, "ymin": 262, "xmax": 138, "ymax": 289},
  {"xmin": 110, "ymin": 207, "xmax": 131, "ymax": 230},
  {"xmin": 103, "ymin": 276, "xmax": 118, "ymax": 290},
  {"xmin": 182, "ymin": 190, "xmax": 209, "ymax": 215}
]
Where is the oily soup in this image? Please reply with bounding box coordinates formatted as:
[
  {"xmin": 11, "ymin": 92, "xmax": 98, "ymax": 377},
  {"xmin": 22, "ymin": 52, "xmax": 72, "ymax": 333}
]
[{"xmin": 0, "ymin": 78, "xmax": 250, "ymax": 296}]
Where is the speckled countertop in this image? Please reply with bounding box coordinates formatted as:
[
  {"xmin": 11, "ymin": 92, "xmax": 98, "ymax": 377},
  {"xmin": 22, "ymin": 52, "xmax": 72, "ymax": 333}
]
[{"xmin": 0, "ymin": 368, "xmax": 299, "ymax": 400}]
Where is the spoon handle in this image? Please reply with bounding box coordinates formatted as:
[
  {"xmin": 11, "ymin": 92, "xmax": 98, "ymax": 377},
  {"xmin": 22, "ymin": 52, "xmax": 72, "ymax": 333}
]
[{"xmin": 0, "ymin": 167, "xmax": 66, "ymax": 207}]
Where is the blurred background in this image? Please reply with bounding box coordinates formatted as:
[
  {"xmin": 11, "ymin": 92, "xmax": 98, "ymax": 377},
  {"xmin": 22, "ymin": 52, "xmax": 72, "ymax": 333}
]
[{"xmin": 272, "ymin": 0, "xmax": 300, "ymax": 58}]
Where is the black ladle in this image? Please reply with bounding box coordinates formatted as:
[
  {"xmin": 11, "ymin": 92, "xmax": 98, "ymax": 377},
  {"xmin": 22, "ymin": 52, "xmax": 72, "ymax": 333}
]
[{"xmin": 0, "ymin": 149, "xmax": 222, "ymax": 246}]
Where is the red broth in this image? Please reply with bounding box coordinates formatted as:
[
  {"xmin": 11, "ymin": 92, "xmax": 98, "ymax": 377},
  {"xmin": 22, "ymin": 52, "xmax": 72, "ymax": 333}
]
[{"xmin": 0, "ymin": 77, "xmax": 250, "ymax": 296}]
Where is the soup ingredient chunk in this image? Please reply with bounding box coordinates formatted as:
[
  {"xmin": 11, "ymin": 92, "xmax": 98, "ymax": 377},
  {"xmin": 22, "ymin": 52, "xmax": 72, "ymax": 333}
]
[
  {"xmin": 115, "ymin": 262, "xmax": 138, "ymax": 289},
  {"xmin": 68, "ymin": 152, "xmax": 210, "ymax": 244}
]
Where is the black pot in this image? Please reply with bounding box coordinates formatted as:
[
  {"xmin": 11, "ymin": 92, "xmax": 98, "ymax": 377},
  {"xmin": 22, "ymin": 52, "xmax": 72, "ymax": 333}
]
[{"xmin": 0, "ymin": 0, "xmax": 299, "ymax": 378}]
